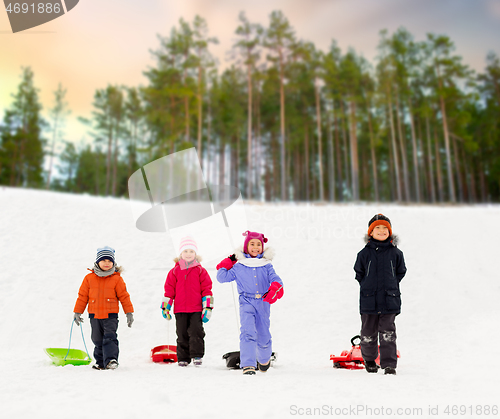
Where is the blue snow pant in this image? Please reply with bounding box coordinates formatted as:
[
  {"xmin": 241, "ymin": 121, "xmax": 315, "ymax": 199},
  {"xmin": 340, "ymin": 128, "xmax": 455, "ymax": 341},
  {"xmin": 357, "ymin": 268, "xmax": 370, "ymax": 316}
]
[
  {"xmin": 90, "ymin": 317, "xmax": 119, "ymax": 368},
  {"xmin": 239, "ymin": 295, "xmax": 272, "ymax": 369}
]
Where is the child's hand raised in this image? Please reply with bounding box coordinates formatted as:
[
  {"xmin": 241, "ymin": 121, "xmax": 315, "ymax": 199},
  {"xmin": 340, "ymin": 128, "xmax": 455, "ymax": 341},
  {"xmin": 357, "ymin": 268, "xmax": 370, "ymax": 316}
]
[{"xmin": 216, "ymin": 254, "xmax": 237, "ymax": 270}]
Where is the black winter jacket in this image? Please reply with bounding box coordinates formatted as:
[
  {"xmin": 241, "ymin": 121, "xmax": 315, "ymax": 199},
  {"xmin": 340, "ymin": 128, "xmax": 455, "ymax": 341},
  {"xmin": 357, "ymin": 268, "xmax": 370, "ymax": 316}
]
[{"xmin": 354, "ymin": 236, "xmax": 407, "ymax": 315}]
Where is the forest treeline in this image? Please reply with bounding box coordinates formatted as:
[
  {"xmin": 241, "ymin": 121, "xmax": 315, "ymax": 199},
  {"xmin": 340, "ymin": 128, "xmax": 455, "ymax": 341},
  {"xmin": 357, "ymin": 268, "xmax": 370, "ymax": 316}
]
[{"xmin": 1, "ymin": 11, "xmax": 500, "ymax": 202}]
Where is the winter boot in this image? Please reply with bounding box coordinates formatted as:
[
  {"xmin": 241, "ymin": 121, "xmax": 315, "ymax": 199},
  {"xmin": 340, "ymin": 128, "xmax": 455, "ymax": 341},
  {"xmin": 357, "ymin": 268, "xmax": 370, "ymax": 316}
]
[
  {"xmin": 364, "ymin": 360, "xmax": 378, "ymax": 373},
  {"xmin": 106, "ymin": 360, "xmax": 119, "ymax": 370},
  {"xmin": 384, "ymin": 367, "xmax": 397, "ymax": 375},
  {"xmin": 242, "ymin": 366, "xmax": 256, "ymax": 375},
  {"xmin": 257, "ymin": 360, "xmax": 270, "ymax": 372},
  {"xmin": 193, "ymin": 357, "xmax": 203, "ymax": 366}
]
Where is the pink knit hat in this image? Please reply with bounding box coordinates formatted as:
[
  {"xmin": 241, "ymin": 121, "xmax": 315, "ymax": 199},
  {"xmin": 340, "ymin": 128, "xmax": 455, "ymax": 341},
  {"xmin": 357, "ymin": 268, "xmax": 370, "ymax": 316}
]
[
  {"xmin": 179, "ymin": 236, "xmax": 198, "ymax": 254},
  {"xmin": 243, "ymin": 230, "xmax": 268, "ymax": 254}
]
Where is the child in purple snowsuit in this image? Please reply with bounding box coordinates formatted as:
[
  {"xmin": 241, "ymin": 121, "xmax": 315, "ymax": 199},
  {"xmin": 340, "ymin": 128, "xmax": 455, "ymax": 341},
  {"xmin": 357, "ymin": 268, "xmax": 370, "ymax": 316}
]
[{"xmin": 216, "ymin": 231, "xmax": 284, "ymax": 375}]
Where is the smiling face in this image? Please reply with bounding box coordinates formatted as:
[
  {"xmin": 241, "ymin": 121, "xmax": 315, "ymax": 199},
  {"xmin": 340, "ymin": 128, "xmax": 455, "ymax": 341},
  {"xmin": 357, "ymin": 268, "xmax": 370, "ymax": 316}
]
[
  {"xmin": 181, "ymin": 249, "xmax": 196, "ymax": 263},
  {"xmin": 98, "ymin": 259, "xmax": 114, "ymax": 271},
  {"xmin": 370, "ymin": 224, "xmax": 390, "ymax": 241},
  {"xmin": 247, "ymin": 239, "xmax": 263, "ymax": 257}
]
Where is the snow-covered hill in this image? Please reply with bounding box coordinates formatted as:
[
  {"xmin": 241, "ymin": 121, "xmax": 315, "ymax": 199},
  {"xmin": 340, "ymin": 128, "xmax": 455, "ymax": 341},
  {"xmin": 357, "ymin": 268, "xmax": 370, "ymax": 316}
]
[{"xmin": 1, "ymin": 187, "xmax": 499, "ymax": 418}]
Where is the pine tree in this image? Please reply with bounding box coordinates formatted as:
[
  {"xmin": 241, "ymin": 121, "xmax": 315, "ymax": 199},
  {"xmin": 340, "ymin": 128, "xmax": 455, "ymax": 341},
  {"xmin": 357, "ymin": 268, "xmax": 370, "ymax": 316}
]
[
  {"xmin": 192, "ymin": 15, "xmax": 218, "ymax": 172},
  {"xmin": 90, "ymin": 85, "xmax": 124, "ymax": 196},
  {"xmin": 46, "ymin": 83, "xmax": 69, "ymax": 189},
  {"xmin": 389, "ymin": 28, "xmax": 422, "ymax": 201},
  {"xmin": 265, "ymin": 10, "xmax": 295, "ymax": 200},
  {"xmin": 57, "ymin": 140, "xmax": 78, "ymax": 191},
  {"xmin": 234, "ymin": 11, "xmax": 263, "ymax": 199},
  {"xmin": 339, "ymin": 49, "xmax": 364, "ymax": 200},
  {"xmin": 124, "ymin": 87, "xmax": 143, "ymax": 177},
  {"xmin": 424, "ymin": 34, "xmax": 472, "ymax": 202},
  {"xmin": 0, "ymin": 67, "xmax": 45, "ymax": 187}
]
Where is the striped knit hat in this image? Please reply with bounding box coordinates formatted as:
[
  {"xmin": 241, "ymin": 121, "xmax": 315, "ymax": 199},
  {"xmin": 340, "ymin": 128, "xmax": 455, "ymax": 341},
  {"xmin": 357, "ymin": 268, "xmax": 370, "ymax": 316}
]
[
  {"xmin": 367, "ymin": 214, "xmax": 392, "ymax": 237},
  {"xmin": 179, "ymin": 236, "xmax": 197, "ymax": 255},
  {"xmin": 96, "ymin": 246, "xmax": 116, "ymax": 264}
]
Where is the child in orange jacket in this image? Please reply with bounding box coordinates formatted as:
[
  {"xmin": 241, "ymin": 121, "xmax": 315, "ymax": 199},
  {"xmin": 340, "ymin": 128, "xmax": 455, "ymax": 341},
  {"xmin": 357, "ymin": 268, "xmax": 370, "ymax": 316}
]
[{"xmin": 73, "ymin": 246, "xmax": 134, "ymax": 370}]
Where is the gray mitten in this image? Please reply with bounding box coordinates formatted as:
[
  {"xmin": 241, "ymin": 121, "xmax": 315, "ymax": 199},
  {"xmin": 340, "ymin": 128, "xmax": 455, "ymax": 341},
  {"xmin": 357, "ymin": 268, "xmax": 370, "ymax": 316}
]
[
  {"xmin": 73, "ymin": 313, "xmax": 83, "ymax": 326},
  {"xmin": 126, "ymin": 312, "xmax": 134, "ymax": 328}
]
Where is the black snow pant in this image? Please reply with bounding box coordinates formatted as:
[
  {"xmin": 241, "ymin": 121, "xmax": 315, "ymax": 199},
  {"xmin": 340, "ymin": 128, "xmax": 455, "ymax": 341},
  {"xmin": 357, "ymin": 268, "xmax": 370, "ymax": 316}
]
[
  {"xmin": 90, "ymin": 317, "xmax": 119, "ymax": 368},
  {"xmin": 175, "ymin": 312, "xmax": 205, "ymax": 363},
  {"xmin": 360, "ymin": 313, "xmax": 397, "ymax": 369}
]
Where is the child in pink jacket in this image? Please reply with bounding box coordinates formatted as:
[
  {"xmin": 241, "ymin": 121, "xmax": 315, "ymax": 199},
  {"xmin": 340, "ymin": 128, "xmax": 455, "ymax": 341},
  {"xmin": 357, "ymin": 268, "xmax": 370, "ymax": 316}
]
[{"xmin": 161, "ymin": 236, "xmax": 213, "ymax": 366}]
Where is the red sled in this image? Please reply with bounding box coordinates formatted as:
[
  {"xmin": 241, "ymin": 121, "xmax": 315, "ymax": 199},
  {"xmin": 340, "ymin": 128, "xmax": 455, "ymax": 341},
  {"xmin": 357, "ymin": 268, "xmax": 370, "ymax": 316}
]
[
  {"xmin": 151, "ymin": 345, "xmax": 178, "ymax": 363},
  {"xmin": 330, "ymin": 335, "xmax": 400, "ymax": 370}
]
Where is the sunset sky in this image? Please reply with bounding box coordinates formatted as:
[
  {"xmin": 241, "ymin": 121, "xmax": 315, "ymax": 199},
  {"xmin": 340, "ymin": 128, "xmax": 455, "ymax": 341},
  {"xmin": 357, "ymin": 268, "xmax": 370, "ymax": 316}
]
[{"xmin": 1, "ymin": 0, "xmax": 500, "ymax": 148}]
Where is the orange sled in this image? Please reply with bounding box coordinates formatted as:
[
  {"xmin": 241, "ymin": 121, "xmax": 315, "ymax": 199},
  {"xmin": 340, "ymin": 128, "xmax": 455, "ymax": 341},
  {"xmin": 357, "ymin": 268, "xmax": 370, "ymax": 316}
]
[{"xmin": 330, "ymin": 335, "xmax": 400, "ymax": 370}]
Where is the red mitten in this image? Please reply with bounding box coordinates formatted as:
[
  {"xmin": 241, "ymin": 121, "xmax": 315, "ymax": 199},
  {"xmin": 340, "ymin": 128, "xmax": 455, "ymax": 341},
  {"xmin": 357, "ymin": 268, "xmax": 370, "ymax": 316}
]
[
  {"xmin": 216, "ymin": 254, "xmax": 237, "ymax": 270},
  {"xmin": 262, "ymin": 281, "xmax": 284, "ymax": 304}
]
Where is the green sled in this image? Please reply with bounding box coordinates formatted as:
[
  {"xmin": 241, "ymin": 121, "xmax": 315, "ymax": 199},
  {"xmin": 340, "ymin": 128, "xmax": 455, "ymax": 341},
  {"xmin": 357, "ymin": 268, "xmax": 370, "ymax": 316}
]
[{"xmin": 44, "ymin": 347, "xmax": 92, "ymax": 366}]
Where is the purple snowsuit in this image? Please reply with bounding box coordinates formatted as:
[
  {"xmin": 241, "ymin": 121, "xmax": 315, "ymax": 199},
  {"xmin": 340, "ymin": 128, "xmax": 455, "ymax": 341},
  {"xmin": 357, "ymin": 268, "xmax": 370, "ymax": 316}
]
[{"xmin": 216, "ymin": 247, "xmax": 283, "ymax": 369}]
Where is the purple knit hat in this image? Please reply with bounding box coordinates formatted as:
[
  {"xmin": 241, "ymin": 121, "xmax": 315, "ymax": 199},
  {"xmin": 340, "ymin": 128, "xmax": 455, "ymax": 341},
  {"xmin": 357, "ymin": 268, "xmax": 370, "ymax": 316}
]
[{"xmin": 243, "ymin": 230, "xmax": 268, "ymax": 254}]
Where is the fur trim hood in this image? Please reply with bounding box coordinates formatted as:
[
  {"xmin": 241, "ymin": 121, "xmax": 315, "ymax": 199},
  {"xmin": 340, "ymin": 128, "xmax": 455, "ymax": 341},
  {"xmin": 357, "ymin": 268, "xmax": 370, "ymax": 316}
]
[
  {"xmin": 234, "ymin": 245, "xmax": 275, "ymax": 261},
  {"xmin": 364, "ymin": 234, "xmax": 400, "ymax": 246}
]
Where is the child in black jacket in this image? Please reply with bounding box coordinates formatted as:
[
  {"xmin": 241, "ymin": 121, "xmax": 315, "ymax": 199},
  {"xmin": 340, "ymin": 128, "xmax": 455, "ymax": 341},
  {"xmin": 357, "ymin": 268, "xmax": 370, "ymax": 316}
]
[{"xmin": 354, "ymin": 214, "xmax": 407, "ymax": 375}]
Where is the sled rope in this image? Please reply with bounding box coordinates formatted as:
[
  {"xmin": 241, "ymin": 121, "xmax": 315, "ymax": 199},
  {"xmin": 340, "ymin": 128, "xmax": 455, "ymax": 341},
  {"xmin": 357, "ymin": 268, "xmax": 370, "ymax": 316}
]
[
  {"xmin": 65, "ymin": 321, "xmax": 91, "ymax": 361},
  {"xmin": 167, "ymin": 317, "xmax": 171, "ymax": 347},
  {"xmin": 80, "ymin": 323, "xmax": 91, "ymax": 360},
  {"xmin": 221, "ymin": 218, "xmax": 241, "ymax": 337},
  {"xmin": 231, "ymin": 282, "xmax": 240, "ymax": 335}
]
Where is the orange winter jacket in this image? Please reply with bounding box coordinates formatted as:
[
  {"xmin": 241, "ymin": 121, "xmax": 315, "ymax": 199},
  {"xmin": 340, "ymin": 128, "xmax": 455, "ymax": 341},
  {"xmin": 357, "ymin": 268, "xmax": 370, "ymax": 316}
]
[{"xmin": 74, "ymin": 269, "xmax": 134, "ymax": 319}]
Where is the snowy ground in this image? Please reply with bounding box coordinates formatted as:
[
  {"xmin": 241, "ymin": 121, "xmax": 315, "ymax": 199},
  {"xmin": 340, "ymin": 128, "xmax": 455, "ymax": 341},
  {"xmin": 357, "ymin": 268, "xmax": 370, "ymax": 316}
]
[{"xmin": 1, "ymin": 187, "xmax": 499, "ymax": 419}]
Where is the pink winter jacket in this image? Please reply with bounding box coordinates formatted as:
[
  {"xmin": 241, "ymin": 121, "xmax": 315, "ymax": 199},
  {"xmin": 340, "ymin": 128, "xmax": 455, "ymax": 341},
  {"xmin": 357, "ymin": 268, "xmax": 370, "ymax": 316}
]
[{"xmin": 164, "ymin": 257, "xmax": 213, "ymax": 313}]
